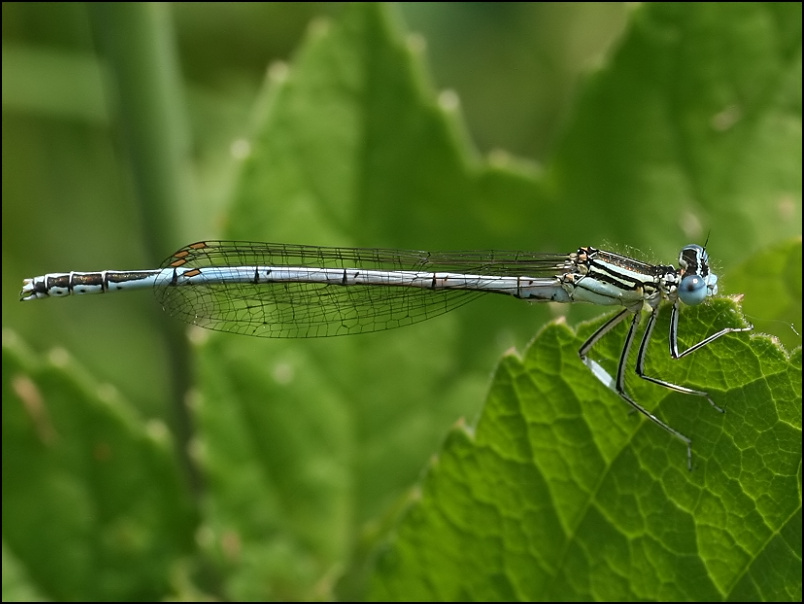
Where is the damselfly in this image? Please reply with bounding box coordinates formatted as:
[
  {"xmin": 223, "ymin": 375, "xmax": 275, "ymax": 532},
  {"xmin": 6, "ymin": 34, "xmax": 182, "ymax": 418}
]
[{"xmin": 21, "ymin": 241, "xmax": 752, "ymax": 468}]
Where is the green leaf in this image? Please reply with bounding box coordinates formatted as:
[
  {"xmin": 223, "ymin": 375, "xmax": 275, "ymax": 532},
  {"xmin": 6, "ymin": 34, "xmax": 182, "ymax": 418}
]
[
  {"xmin": 3, "ymin": 3, "xmax": 801, "ymax": 602},
  {"xmin": 1, "ymin": 333, "xmax": 196, "ymax": 601},
  {"xmin": 546, "ymin": 2, "xmax": 803, "ymax": 256},
  {"xmin": 190, "ymin": 4, "xmax": 801, "ymax": 600},
  {"xmin": 369, "ymin": 300, "xmax": 802, "ymax": 601}
]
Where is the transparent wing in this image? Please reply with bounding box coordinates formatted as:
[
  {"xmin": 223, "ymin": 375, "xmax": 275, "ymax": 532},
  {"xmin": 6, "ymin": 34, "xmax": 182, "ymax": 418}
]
[{"xmin": 155, "ymin": 241, "xmax": 571, "ymax": 338}]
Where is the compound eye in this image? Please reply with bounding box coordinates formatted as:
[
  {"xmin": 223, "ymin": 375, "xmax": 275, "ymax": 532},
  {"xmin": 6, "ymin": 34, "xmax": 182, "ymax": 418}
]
[{"xmin": 679, "ymin": 274, "xmax": 707, "ymax": 305}]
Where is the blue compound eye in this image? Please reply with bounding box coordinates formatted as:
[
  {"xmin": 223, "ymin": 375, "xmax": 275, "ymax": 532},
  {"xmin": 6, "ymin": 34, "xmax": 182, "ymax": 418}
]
[{"xmin": 679, "ymin": 274, "xmax": 707, "ymax": 305}]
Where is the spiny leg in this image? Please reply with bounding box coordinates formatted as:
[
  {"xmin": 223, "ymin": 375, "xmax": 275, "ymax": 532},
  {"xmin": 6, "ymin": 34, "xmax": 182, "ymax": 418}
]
[
  {"xmin": 636, "ymin": 302, "xmax": 752, "ymax": 413},
  {"xmin": 579, "ymin": 308, "xmax": 693, "ymax": 470},
  {"xmin": 668, "ymin": 301, "xmax": 753, "ymax": 358},
  {"xmin": 635, "ymin": 304, "xmax": 725, "ymax": 412}
]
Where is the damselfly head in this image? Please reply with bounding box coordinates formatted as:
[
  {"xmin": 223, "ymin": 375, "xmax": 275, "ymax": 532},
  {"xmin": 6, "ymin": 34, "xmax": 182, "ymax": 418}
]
[{"xmin": 678, "ymin": 244, "xmax": 718, "ymax": 304}]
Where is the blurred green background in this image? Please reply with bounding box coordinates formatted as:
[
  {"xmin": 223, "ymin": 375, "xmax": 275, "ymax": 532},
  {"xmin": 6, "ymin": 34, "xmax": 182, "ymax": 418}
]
[
  {"xmin": 3, "ymin": 3, "xmax": 800, "ymax": 601},
  {"xmin": 3, "ymin": 2, "xmax": 631, "ymax": 416}
]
